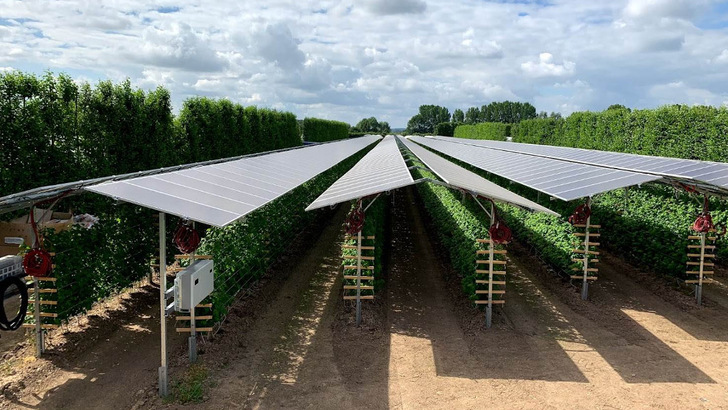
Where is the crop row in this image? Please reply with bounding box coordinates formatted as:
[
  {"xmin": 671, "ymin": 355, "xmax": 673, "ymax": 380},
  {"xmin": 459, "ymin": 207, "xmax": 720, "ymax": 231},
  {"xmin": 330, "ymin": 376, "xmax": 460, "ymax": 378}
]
[{"xmin": 341, "ymin": 196, "xmax": 389, "ymax": 295}]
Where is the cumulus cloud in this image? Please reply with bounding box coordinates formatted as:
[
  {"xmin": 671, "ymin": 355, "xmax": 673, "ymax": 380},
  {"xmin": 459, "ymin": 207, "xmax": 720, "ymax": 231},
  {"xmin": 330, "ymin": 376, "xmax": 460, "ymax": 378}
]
[
  {"xmin": 521, "ymin": 53, "xmax": 575, "ymax": 78},
  {"xmin": 362, "ymin": 0, "xmax": 427, "ymax": 15},
  {"xmin": 649, "ymin": 81, "xmax": 725, "ymax": 106},
  {"xmin": 2, "ymin": 0, "xmax": 727, "ymax": 126},
  {"xmin": 135, "ymin": 22, "xmax": 226, "ymax": 72},
  {"xmin": 623, "ymin": 0, "xmax": 714, "ymax": 22},
  {"xmin": 253, "ymin": 23, "xmax": 306, "ymax": 71}
]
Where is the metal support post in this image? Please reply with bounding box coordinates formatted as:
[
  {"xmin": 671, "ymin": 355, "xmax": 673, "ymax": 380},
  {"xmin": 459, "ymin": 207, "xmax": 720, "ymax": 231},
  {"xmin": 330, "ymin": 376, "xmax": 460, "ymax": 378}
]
[
  {"xmin": 158, "ymin": 212, "xmax": 168, "ymax": 397},
  {"xmin": 188, "ymin": 222, "xmax": 197, "ymax": 363},
  {"xmin": 581, "ymin": 197, "xmax": 592, "ymax": 300},
  {"xmin": 33, "ymin": 277, "xmax": 43, "ymax": 357},
  {"xmin": 696, "ymin": 232, "xmax": 706, "ymax": 305},
  {"xmin": 355, "ymin": 228, "xmax": 363, "ymax": 327},
  {"xmin": 486, "ymin": 201, "xmax": 495, "ymax": 329}
]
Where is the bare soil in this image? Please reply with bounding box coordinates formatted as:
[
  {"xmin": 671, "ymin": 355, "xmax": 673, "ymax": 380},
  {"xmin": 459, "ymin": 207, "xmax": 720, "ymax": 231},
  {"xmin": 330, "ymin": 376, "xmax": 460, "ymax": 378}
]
[{"xmin": 3, "ymin": 188, "xmax": 728, "ymax": 409}]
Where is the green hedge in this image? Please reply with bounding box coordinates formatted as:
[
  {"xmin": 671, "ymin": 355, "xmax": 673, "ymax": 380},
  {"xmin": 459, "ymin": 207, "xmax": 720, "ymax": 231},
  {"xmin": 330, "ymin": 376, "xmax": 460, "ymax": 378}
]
[
  {"xmin": 512, "ymin": 105, "xmax": 728, "ymax": 161},
  {"xmin": 454, "ymin": 122, "xmax": 510, "ymax": 141},
  {"xmin": 434, "ymin": 122, "xmax": 459, "ymax": 137},
  {"xmin": 303, "ymin": 118, "xmax": 350, "ymax": 142},
  {"xmin": 1, "ymin": 71, "xmax": 308, "ymax": 324},
  {"xmin": 0, "ymin": 72, "xmax": 178, "ymax": 197},
  {"xmin": 177, "ymin": 98, "xmax": 300, "ymax": 163}
]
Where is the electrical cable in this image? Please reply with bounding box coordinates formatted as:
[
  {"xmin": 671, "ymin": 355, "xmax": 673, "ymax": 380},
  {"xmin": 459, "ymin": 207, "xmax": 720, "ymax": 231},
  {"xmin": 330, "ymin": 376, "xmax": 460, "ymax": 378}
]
[
  {"xmin": 22, "ymin": 191, "xmax": 71, "ymax": 277},
  {"xmin": 568, "ymin": 203, "xmax": 592, "ymax": 226},
  {"xmin": 345, "ymin": 200, "xmax": 365, "ymax": 236},
  {"xmin": 174, "ymin": 220, "xmax": 201, "ymax": 254},
  {"xmin": 692, "ymin": 195, "xmax": 726, "ymax": 235},
  {"xmin": 0, "ymin": 277, "xmax": 29, "ymax": 332}
]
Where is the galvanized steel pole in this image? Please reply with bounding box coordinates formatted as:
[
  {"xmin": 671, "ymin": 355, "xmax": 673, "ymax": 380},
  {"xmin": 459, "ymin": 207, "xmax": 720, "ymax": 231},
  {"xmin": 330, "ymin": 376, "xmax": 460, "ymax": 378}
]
[{"xmin": 158, "ymin": 212, "xmax": 168, "ymax": 397}]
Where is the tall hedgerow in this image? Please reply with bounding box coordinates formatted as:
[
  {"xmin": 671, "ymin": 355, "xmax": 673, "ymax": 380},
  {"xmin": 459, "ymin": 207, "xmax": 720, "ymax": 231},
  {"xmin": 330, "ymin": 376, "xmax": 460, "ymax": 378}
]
[
  {"xmin": 303, "ymin": 118, "xmax": 350, "ymax": 142},
  {"xmin": 454, "ymin": 122, "xmax": 511, "ymax": 141}
]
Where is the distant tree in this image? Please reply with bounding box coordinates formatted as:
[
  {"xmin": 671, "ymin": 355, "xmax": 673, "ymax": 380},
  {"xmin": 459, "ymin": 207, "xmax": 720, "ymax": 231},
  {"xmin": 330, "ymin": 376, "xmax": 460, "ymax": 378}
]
[
  {"xmin": 379, "ymin": 121, "xmax": 391, "ymax": 134},
  {"xmin": 607, "ymin": 104, "xmax": 630, "ymax": 112},
  {"xmin": 406, "ymin": 105, "xmax": 450, "ymax": 134},
  {"xmin": 538, "ymin": 111, "xmax": 548, "ymax": 119},
  {"xmin": 464, "ymin": 107, "xmax": 480, "ymax": 124},
  {"xmin": 549, "ymin": 112, "xmax": 562, "ymax": 119},
  {"xmin": 353, "ymin": 116, "xmax": 391, "ymax": 134},
  {"xmin": 452, "ymin": 108, "xmax": 465, "ymax": 123},
  {"xmin": 464, "ymin": 101, "xmax": 538, "ymax": 124}
]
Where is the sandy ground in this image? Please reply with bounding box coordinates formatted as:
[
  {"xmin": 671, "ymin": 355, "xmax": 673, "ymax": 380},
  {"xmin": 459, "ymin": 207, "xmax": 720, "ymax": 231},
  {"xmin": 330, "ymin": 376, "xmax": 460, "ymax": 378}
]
[
  {"xmin": 2, "ymin": 188, "xmax": 728, "ymax": 409},
  {"xmin": 0, "ymin": 289, "xmax": 26, "ymax": 354}
]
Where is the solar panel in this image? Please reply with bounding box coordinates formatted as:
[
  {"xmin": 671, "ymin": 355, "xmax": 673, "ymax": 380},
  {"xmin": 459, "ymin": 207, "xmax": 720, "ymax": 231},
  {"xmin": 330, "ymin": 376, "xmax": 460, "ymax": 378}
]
[
  {"xmin": 306, "ymin": 136, "xmax": 413, "ymax": 210},
  {"xmin": 430, "ymin": 136, "xmax": 728, "ymax": 192},
  {"xmin": 397, "ymin": 137, "xmax": 558, "ymax": 215},
  {"xmin": 87, "ymin": 136, "xmax": 381, "ymax": 226},
  {"xmin": 409, "ymin": 136, "xmax": 660, "ymax": 201}
]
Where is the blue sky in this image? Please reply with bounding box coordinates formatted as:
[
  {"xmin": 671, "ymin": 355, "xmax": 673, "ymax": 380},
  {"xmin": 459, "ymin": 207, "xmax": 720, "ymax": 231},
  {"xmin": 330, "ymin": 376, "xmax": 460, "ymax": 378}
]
[{"xmin": 1, "ymin": 0, "xmax": 727, "ymax": 127}]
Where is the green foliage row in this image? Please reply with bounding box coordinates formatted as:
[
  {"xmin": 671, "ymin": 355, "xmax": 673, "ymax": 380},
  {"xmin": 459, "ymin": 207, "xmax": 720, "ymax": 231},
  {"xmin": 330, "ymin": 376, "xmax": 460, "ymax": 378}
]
[
  {"xmin": 0, "ymin": 72, "xmax": 177, "ymax": 197},
  {"xmin": 1, "ymin": 71, "xmax": 307, "ymax": 323},
  {"xmin": 177, "ymin": 97, "xmax": 300, "ymax": 163},
  {"xmin": 434, "ymin": 122, "xmax": 459, "ymax": 137},
  {"xmin": 511, "ymin": 105, "xmax": 728, "ymax": 162},
  {"xmin": 0, "ymin": 72, "xmax": 303, "ymax": 198},
  {"xmin": 341, "ymin": 197, "xmax": 389, "ymax": 295},
  {"xmin": 43, "ymin": 203, "xmax": 157, "ymax": 320},
  {"xmin": 453, "ymin": 122, "xmax": 510, "ymax": 141},
  {"xmin": 303, "ymin": 117, "xmax": 350, "ymax": 142},
  {"xmin": 411, "ymin": 165, "xmax": 515, "ymax": 302},
  {"xmin": 197, "ymin": 149, "xmax": 372, "ymax": 321}
]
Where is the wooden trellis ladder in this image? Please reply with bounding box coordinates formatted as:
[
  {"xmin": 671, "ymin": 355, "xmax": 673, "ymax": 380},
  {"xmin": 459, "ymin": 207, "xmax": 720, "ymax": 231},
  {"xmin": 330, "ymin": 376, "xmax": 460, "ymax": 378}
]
[
  {"xmin": 686, "ymin": 229, "xmax": 717, "ymax": 305},
  {"xmin": 571, "ymin": 200, "xmax": 599, "ymax": 300},
  {"xmin": 343, "ymin": 233, "xmax": 376, "ymax": 326},
  {"xmin": 475, "ymin": 238, "xmax": 507, "ymax": 329},
  {"xmin": 22, "ymin": 269, "xmax": 59, "ymax": 357}
]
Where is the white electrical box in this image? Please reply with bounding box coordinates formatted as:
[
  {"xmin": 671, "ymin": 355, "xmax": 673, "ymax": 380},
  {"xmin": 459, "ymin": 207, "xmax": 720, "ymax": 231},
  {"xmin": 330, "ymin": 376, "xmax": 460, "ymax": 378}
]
[{"xmin": 174, "ymin": 259, "xmax": 214, "ymax": 313}]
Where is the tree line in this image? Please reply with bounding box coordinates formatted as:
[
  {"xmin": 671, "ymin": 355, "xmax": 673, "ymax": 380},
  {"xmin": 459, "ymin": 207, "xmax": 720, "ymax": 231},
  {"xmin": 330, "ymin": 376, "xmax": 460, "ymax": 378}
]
[{"xmin": 405, "ymin": 101, "xmax": 543, "ymax": 135}]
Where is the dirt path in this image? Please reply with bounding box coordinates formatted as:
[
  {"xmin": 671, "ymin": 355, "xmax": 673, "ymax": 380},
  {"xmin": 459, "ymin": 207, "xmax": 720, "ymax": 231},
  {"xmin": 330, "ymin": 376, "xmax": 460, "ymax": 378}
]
[
  {"xmin": 5, "ymin": 187, "xmax": 728, "ymax": 409},
  {"xmin": 197, "ymin": 188, "xmax": 728, "ymax": 409},
  {"xmin": 0, "ymin": 281, "xmax": 187, "ymax": 410},
  {"xmin": 197, "ymin": 205, "xmax": 367, "ymax": 409}
]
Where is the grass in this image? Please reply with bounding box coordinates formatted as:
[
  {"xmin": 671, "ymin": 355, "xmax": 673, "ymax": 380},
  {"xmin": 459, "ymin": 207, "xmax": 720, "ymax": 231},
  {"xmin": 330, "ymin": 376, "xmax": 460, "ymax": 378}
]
[{"xmin": 167, "ymin": 363, "xmax": 209, "ymax": 404}]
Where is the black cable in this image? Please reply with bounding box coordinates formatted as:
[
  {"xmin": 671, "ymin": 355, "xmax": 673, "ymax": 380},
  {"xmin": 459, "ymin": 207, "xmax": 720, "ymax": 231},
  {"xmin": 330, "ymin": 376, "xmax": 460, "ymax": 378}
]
[{"xmin": 0, "ymin": 277, "xmax": 29, "ymax": 332}]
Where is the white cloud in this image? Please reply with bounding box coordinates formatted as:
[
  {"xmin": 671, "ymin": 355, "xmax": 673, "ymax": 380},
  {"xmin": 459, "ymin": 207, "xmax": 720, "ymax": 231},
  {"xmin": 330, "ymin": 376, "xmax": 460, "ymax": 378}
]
[
  {"xmin": 715, "ymin": 49, "xmax": 728, "ymax": 64},
  {"xmin": 362, "ymin": 0, "xmax": 427, "ymax": 15},
  {"xmin": 1, "ymin": 0, "xmax": 726, "ymax": 126},
  {"xmin": 521, "ymin": 53, "xmax": 576, "ymax": 78},
  {"xmin": 649, "ymin": 81, "xmax": 725, "ymax": 106},
  {"xmin": 135, "ymin": 22, "xmax": 226, "ymax": 72}
]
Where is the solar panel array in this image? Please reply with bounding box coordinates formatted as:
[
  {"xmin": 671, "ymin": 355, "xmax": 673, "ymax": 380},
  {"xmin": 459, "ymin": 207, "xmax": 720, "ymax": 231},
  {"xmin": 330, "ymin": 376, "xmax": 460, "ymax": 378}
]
[
  {"xmin": 430, "ymin": 136, "xmax": 728, "ymax": 192},
  {"xmin": 88, "ymin": 136, "xmax": 381, "ymax": 226},
  {"xmin": 396, "ymin": 136, "xmax": 557, "ymax": 215},
  {"xmin": 409, "ymin": 136, "xmax": 661, "ymax": 201},
  {"xmin": 306, "ymin": 136, "xmax": 413, "ymax": 210}
]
